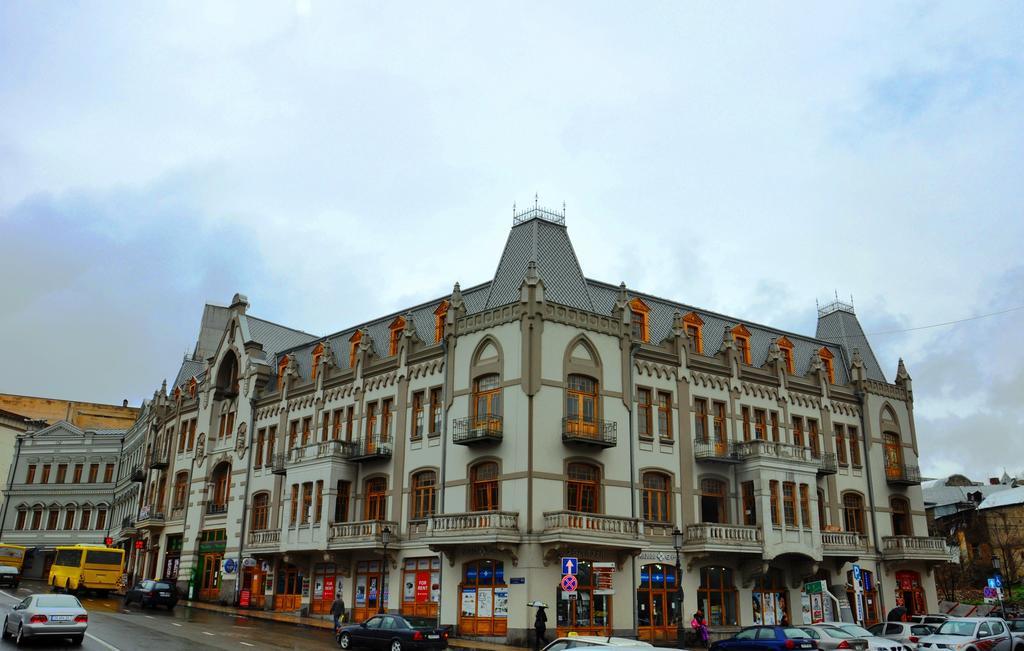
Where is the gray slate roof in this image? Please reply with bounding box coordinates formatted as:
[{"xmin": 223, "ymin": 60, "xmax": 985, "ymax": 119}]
[
  {"xmin": 816, "ymin": 304, "xmax": 886, "ymax": 382},
  {"xmin": 172, "ymin": 357, "xmax": 205, "ymax": 390}
]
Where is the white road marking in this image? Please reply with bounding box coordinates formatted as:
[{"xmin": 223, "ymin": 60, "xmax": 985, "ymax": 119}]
[
  {"xmin": 203, "ymin": 631, "xmax": 216, "ymax": 636},
  {"xmin": 85, "ymin": 631, "xmax": 122, "ymax": 651},
  {"xmin": 0, "ymin": 590, "xmax": 19, "ymax": 601},
  {"xmin": 240, "ymin": 643, "xmax": 255, "ymax": 647},
  {"xmin": 16, "ymin": 589, "xmax": 28, "ymax": 594},
  {"xmin": 172, "ymin": 622, "xmax": 183, "ymax": 627},
  {"xmin": 144, "ymin": 615, "xmax": 155, "ymax": 619}
]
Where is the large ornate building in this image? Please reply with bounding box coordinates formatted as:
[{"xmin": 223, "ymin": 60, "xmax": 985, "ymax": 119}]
[{"xmin": 3, "ymin": 207, "xmax": 946, "ymax": 644}]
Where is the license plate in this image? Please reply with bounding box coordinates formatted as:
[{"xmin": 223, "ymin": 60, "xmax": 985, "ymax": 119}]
[
  {"xmin": 800, "ymin": 645, "xmax": 812, "ymax": 649},
  {"xmin": 51, "ymin": 615, "xmax": 72, "ymax": 621},
  {"xmin": 427, "ymin": 635, "xmax": 440, "ymax": 639},
  {"xmin": 159, "ymin": 592, "xmax": 170, "ymax": 597}
]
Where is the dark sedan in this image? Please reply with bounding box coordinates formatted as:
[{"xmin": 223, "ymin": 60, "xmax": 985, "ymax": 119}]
[
  {"xmin": 337, "ymin": 614, "xmax": 448, "ymax": 651},
  {"xmin": 124, "ymin": 579, "xmax": 179, "ymax": 610},
  {"xmin": 711, "ymin": 626, "xmax": 819, "ymax": 651}
]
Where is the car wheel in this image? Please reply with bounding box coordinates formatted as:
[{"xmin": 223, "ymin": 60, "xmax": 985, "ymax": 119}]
[
  {"xmin": 15, "ymin": 624, "xmax": 25, "ymax": 646},
  {"xmin": 71, "ymin": 634, "xmax": 84, "ymax": 646},
  {"xmin": 338, "ymin": 632, "xmax": 352, "ymax": 649},
  {"xmin": 390, "ymin": 639, "xmax": 402, "ymax": 651},
  {"xmin": 1, "ymin": 616, "xmax": 10, "ymax": 640}
]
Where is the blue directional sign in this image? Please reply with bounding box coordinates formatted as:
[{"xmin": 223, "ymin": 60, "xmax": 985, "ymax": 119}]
[
  {"xmin": 852, "ymin": 564, "xmax": 861, "ymax": 582},
  {"xmin": 561, "ymin": 557, "xmax": 578, "ymax": 576},
  {"xmin": 993, "ymin": 575, "xmax": 1003, "ymax": 588},
  {"xmin": 989, "ymin": 578, "xmax": 997, "ymax": 589}
]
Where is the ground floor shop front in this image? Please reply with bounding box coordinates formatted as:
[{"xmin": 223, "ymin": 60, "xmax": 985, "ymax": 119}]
[{"xmin": 145, "ymin": 536, "xmax": 941, "ymax": 646}]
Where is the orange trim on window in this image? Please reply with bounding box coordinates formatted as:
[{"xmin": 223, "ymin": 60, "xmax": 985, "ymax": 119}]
[
  {"xmin": 776, "ymin": 336, "xmax": 795, "ymax": 374},
  {"xmin": 682, "ymin": 311, "xmax": 704, "ymax": 354},
  {"xmin": 349, "ymin": 331, "xmax": 362, "ymax": 369},
  {"xmin": 311, "ymin": 343, "xmax": 324, "ymax": 381},
  {"xmin": 731, "ymin": 324, "xmax": 752, "ymax": 364},
  {"xmin": 434, "ymin": 300, "xmax": 449, "ymax": 343},
  {"xmin": 277, "ymin": 355, "xmax": 290, "ymax": 390},
  {"xmin": 188, "ymin": 377, "xmax": 197, "ymax": 398},
  {"xmin": 818, "ymin": 347, "xmax": 836, "ymax": 383},
  {"xmin": 629, "ymin": 298, "xmax": 650, "ymax": 343},
  {"xmin": 389, "ymin": 316, "xmax": 406, "ymax": 356}
]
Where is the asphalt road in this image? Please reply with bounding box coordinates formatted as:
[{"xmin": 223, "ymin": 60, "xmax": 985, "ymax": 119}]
[{"xmin": 0, "ymin": 582, "xmax": 337, "ymax": 650}]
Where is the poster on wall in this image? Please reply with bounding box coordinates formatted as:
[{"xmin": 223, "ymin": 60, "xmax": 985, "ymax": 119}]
[
  {"xmin": 753, "ymin": 593, "xmax": 763, "ymax": 624},
  {"xmin": 801, "ymin": 592, "xmax": 812, "ymax": 624},
  {"xmin": 404, "ymin": 577, "xmax": 416, "ymax": 602},
  {"xmin": 315, "ymin": 577, "xmax": 324, "ymax": 599},
  {"xmin": 461, "ymin": 588, "xmax": 477, "ymax": 617},
  {"xmin": 415, "ymin": 572, "xmax": 431, "ymax": 603},
  {"xmin": 356, "ymin": 575, "xmax": 367, "ymax": 605},
  {"xmin": 324, "ymin": 576, "xmax": 336, "ymax": 602},
  {"xmin": 430, "ymin": 573, "xmax": 441, "ymax": 604},
  {"xmin": 494, "ymin": 588, "xmax": 509, "ymax": 618},
  {"xmin": 477, "ymin": 588, "xmax": 493, "ymax": 617},
  {"xmin": 764, "ymin": 594, "xmax": 777, "ymax": 625}
]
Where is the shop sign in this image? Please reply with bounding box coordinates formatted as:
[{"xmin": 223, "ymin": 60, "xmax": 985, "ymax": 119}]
[
  {"xmin": 415, "ymin": 571, "xmax": 431, "ymax": 603},
  {"xmin": 593, "ymin": 562, "xmax": 614, "ymax": 596},
  {"xmin": 241, "ymin": 558, "xmax": 257, "ymax": 568},
  {"xmin": 223, "ymin": 558, "xmax": 237, "ymax": 574},
  {"xmin": 198, "ymin": 540, "xmax": 226, "ymax": 553},
  {"xmin": 240, "ymin": 590, "xmax": 251, "ymax": 607},
  {"xmin": 510, "ymin": 577, "xmax": 526, "ymax": 585},
  {"xmin": 302, "ymin": 577, "xmax": 311, "ymax": 597},
  {"xmin": 324, "ymin": 576, "xmax": 336, "ymax": 601}
]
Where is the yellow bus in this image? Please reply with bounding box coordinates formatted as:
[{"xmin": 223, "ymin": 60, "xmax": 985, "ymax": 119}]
[
  {"xmin": 0, "ymin": 545, "xmax": 27, "ymax": 572},
  {"xmin": 48, "ymin": 545, "xmax": 125, "ymax": 595}
]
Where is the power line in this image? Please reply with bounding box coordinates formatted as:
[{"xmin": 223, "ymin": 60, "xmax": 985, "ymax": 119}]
[{"xmin": 859, "ymin": 304, "xmax": 1024, "ymax": 337}]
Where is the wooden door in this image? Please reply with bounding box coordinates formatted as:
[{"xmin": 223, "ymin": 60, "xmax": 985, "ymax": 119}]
[
  {"xmin": 199, "ymin": 553, "xmax": 222, "ymax": 601},
  {"xmin": 275, "ymin": 565, "xmax": 301, "ymax": 611}
]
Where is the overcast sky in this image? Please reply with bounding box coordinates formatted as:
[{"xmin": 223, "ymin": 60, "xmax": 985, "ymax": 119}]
[{"xmin": 1, "ymin": 2, "xmax": 1021, "ymax": 478}]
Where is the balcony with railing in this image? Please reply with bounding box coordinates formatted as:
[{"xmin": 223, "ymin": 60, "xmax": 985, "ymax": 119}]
[
  {"xmin": 271, "ymin": 453, "xmax": 287, "ymax": 475},
  {"xmin": 561, "ymin": 417, "xmax": 617, "ymax": 448},
  {"xmin": 148, "ymin": 449, "xmax": 169, "ymax": 470},
  {"xmin": 409, "ymin": 511, "xmax": 520, "ymax": 544},
  {"xmin": 206, "ymin": 503, "xmax": 228, "ymax": 516},
  {"xmin": 343, "ymin": 437, "xmax": 393, "ymax": 462},
  {"xmin": 693, "ymin": 437, "xmax": 738, "ymax": 463},
  {"xmin": 881, "ymin": 535, "xmax": 949, "ymax": 561},
  {"xmin": 130, "ymin": 467, "xmax": 145, "ymax": 483},
  {"xmin": 540, "ymin": 510, "xmax": 643, "ymax": 548},
  {"xmin": 287, "ymin": 439, "xmax": 354, "ymax": 465},
  {"xmin": 327, "ymin": 519, "xmax": 399, "ymax": 549},
  {"xmin": 821, "ymin": 531, "xmax": 867, "ymax": 556},
  {"xmin": 682, "ymin": 523, "xmax": 763, "ymax": 554},
  {"xmin": 247, "ymin": 529, "xmax": 281, "ymax": 549},
  {"xmin": 885, "ymin": 464, "xmax": 922, "ymax": 486},
  {"xmin": 119, "ymin": 517, "xmax": 137, "ymax": 536},
  {"xmin": 817, "ymin": 452, "xmax": 838, "ymax": 475},
  {"xmin": 136, "ymin": 508, "xmax": 166, "ymax": 530},
  {"xmin": 735, "ymin": 440, "xmax": 818, "ymax": 467},
  {"xmin": 453, "ymin": 416, "xmax": 503, "ymax": 446}
]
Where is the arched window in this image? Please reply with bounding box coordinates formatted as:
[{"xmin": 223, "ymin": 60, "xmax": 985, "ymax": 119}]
[
  {"xmin": 472, "ymin": 374, "xmax": 502, "ymax": 428},
  {"xmin": 566, "ymin": 374, "xmax": 599, "ymax": 437},
  {"xmin": 470, "ymin": 462, "xmax": 499, "ymax": 512},
  {"xmin": 752, "ymin": 569, "xmax": 788, "ymax": 625},
  {"xmin": 567, "ymin": 462, "xmax": 600, "ymax": 513},
  {"xmin": 843, "ymin": 492, "xmax": 865, "ymax": 534},
  {"xmin": 630, "ymin": 298, "xmax": 650, "ymax": 342},
  {"xmin": 700, "ymin": 478, "xmax": 727, "ymax": 524},
  {"xmin": 642, "ymin": 472, "xmax": 670, "ymax": 523},
  {"xmin": 410, "ymin": 470, "xmax": 437, "ymax": 520},
  {"xmin": 173, "ymin": 472, "xmax": 188, "ymax": 512},
  {"xmin": 732, "ymin": 325, "xmax": 752, "ymax": 365},
  {"xmin": 434, "ymin": 300, "xmax": 449, "ymax": 343},
  {"xmin": 216, "ymin": 351, "xmax": 239, "ymax": 396},
  {"xmin": 818, "ymin": 347, "xmax": 836, "ymax": 383},
  {"xmin": 699, "ymin": 566, "xmax": 737, "ymax": 626},
  {"xmin": 776, "ymin": 336, "xmax": 795, "ymax": 374},
  {"xmin": 891, "ymin": 497, "xmax": 911, "ymax": 536},
  {"xmin": 364, "ymin": 477, "xmax": 387, "ymax": 521},
  {"xmin": 15, "ymin": 507, "xmax": 27, "ymax": 531},
  {"xmin": 251, "ymin": 493, "xmax": 270, "ymax": 530},
  {"xmin": 46, "ymin": 506, "xmax": 59, "ymax": 531},
  {"xmin": 683, "ymin": 312, "xmax": 704, "ymax": 355},
  {"xmin": 884, "ymin": 432, "xmax": 903, "ymax": 478},
  {"xmin": 211, "ymin": 462, "xmax": 231, "ymax": 512},
  {"xmin": 388, "ymin": 316, "xmax": 405, "ymax": 356}
]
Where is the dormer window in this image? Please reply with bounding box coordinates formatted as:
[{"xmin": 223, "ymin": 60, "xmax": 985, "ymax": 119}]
[
  {"xmin": 388, "ymin": 316, "xmax": 406, "ymax": 356},
  {"xmin": 348, "ymin": 330, "xmax": 362, "ymax": 369},
  {"xmin": 731, "ymin": 324, "xmax": 752, "ymax": 365},
  {"xmin": 277, "ymin": 355, "xmax": 290, "ymax": 390},
  {"xmin": 434, "ymin": 300, "xmax": 449, "ymax": 343},
  {"xmin": 776, "ymin": 336, "xmax": 795, "ymax": 374},
  {"xmin": 173, "ymin": 386, "xmax": 181, "ymax": 401},
  {"xmin": 683, "ymin": 311, "xmax": 704, "ymax": 354},
  {"xmin": 188, "ymin": 377, "xmax": 197, "ymax": 398},
  {"xmin": 311, "ymin": 343, "xmax": 324, "ymax": 381},
  {"xmin": 818, "ymin": 347, "xmax": 836, "ymax": 383},
  {"xmin": 629, "ymin": 298, "xmax": 650, "ymax": 343}
]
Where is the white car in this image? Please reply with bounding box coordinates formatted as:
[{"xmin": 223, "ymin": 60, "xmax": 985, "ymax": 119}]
[
  {"xmin": 918, "ymin": 617, "xmax": 1012, "ymax": 651},
  {"xmin": 819, "ymin": 623, "xmax": 907, "ymax": 651},
  {"xmin": 542, "ymin": 636, "xmax": 655, "ymax": 651},
  {"xmin": 1, "ymin": 593, "xmax": 88, "ymax": 646}
]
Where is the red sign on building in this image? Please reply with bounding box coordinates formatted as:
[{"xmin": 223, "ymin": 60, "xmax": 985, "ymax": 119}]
[
  {"xmin": 324, "ymin": 576, "xmax": 336, "ymax": 602},
  {"xmin": 415, "ymin": 572, "xmax": 431, "ymax": 603},
  {"xmin": 239, "ymin": 590, "xmax": 251, "ymax": 608}
]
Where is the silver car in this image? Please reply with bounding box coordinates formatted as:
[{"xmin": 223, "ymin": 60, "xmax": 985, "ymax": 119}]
[
  {"xmin": 918, "ymin": 617, "xmax": 1012, "ymax": 651},
  {"xmin": 2, "ymin": 593, "xmax": 88, "ymax": 645},
  {"xmin": 800, "ymin": 624, "xmax": 869, "ymax": 650},
  {"xmin": 1006, "ymin": 620, "xmax": 1024, "ymax": 651},
  {"xmin": 821, "ymin": 623, "xmax": 907, "ymax": 651},
  {"xmin": 868, "ymin": 622, "xmax": 936, "ymax": 647}
]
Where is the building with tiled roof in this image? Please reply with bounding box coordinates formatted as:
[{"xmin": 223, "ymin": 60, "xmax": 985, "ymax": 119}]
[{"xmin": 6, "ymin": 205, "xmax": 946, "ymax": 642}]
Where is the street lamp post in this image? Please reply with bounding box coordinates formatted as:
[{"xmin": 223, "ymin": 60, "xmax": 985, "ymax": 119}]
[
  {"xmin": 380, "ymin": 526, "xmax": 392, "ymax": 614},
  {"xmin": 993, "ymin": 556, "xmax": 1005, "ymax": 616},
  {"xmin": 673, "ymin": 528, "xmax": 684, "ymax": 648}
]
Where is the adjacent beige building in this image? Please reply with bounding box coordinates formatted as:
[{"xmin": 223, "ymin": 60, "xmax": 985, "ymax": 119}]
[{"xmin": 6, "ymin": 207, "xmax": 946, "ymax": 645}]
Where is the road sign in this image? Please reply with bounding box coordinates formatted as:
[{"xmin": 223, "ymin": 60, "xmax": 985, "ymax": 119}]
[
  {"xmin": 984, "ymin": 587, "xmax": 997, "ymax": 599},
  {"xmin": 594, "ymin": 563, "xmax": 615, "ymax": 596},
  {"xmin": 988, "ymin": 578, "xmax": 997, "ymax": 589},
  {"xmin": 993, "ymin": 575, "xmax": 1003, "ymax": 588},
  {"xmin": 852, "ymin": 564, "xmax": 861, "ymax": 582},
  {"xmin": 223, "ymin": 558, "xmax": 237, "ymax": 574},
  {"xmin": 561, "ymin": 557, "xmax": 578, "ymax": 575},
  {"xmin": 560, "ymin": 575, "xmax": 578, "ymax": 592},
  {"xmin": 804, "ymin": 580, "xmax": 826, "ymax": 595}
]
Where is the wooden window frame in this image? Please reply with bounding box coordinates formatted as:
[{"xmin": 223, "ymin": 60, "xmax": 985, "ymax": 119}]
[
  {"xmin": 890, "ymin": 497, "xmax": 912, "ymax": 536},
  {"xmin": 26, "ymin": 465, "xmax": 36, "ymax": 484},
  {"xmin": 254, "ymin": 428, "xmax": 265, "ymax": 468},
  {"xmin": 819, "ymin": 347, "xmax": 836, "ymax": 383},
  {"xmin": 769, "ymin": 480, "xmax": 780, "ymax": 526},
  {"xmin": 657, "ymin": 391, "xmax": 673, "ymax": 441},
  {"xmin": 103, "ymin": 464, "xmax": 113, "ymax": 483},
  {"xmin": 388, "ymin": 316, "xmax": 406, "ymax": 356},
  {"xmin": 266, "ymin": 426, "xmax": 276, "ymax": 466},
  {"xmin": 381, "ymin": 398, "xmax": 394, "ymax": 441},
  {"xmin": 335, "ymin": 480, "xmax": 351, "ymax": 523},
  {"xmin": 713, "ymin": 402, "xmax": 727, "ymax": 445},
  {"xmin": 637, "ymin": 388, "xmax": 653, "ymax": 439},
  {"xmin": 817, "ymin": 488, "xmax": 827, "ymax": 530},
  {"xmin": 173, "ymin": 472, "xmax": 188, "ymax": 510},
  {"xmin": 835, "ymin": 424, "xmax": 848, "ymax": 465},
  {"xmin": 411, "ymin": 392, "xmax": 424, "ymax": 440},
  {"xmin": 289, "ymin": 484, "xmax": 299, "ymax": 526},
  {"xmin": 741, "ymin": 406, "xmax": 751, "ymax": 441},
  {"xmin": 301, "ymin": 416, "xmax": 312, "ymax": 447},
  {"xmin": 843, "ymin": 492, "xmax": 865, "ymax": 534},
  {"xmin": 277, "ymin": 355, "xmax": 290, "ymax": 390},
  {"xmin": 56, "ymin": 464, "xmax": 67, "ymax": 484},
  {"xmin": 410, "ymin": 470, "xmax": 437, "ymax": 520},
  {"xmin": 428, "ymin": 388, "xmax": 442, "ymax": 437},
  {"xmin": 776, "ymin": 336, "xmax": 795, "ymax": 374},
  {"xmin": 434, "ymin": 300, "xmax": 449, "ymax": 343},
  {"xmin": 88, "ymin": 464, "xmax": 98, "ymax": 483},
  {"xmin": 770, "ymin": 411, "xmax": 780, "ymax": 442},
  {"xmin": 694, "ymin": 398, "xmax": 709, "ymax": 442},
  {"xmin": 642, "ymin": 472, "xmax": 670, "ymax": 523},
  {"xmin": 470, "ymin": 462, "xmax": 500, "ymax": 512},
  {"xmin": 792, "ymin": 416, "xmax": 804, "ymax": 447},
  {"xmin": 754, "ymin": 408, "xmax": 768, "ymax": 440},
  {"xmin": 683, "ymin": 311, "xmax": 704, "ymax": 354},
  {"xmin": 808, "ymin": 419, "xmax": 820, "ymax": 458},
  {"xmin": 311, "ymin": 343, "xmax": 324, "ymax": 381},
  {"xmin": 799, "ymin": 484, "xmax": 811, "ymax": 528},
  {"xmin": 630, "ymin": 298, "xmax": 651, "ymax": 343},
  {"xmin": 251, "ymin": 493, "xmax": 269, "ymax": 530},
  {"xmin": 741, "ymin": 481, "xmax": 756, "ymax": 525},
  {"xmin": 349, "ymin": 330, "xmax": 362, "ymax": 369},
  {"xmin": 700, "ymin": 478, "xmax": 727, "ymax": 524},
  {"xmin": 731, "ymin": 324, "xmax": 752, "ymax": 365},
  {"xmin": 41, "ymin": 464, "xmax": 51, "ymax": 484},
  {"xmin": 848, "ymin": 425, "xmax": 862, "ymax": 467},
  {"xmin": 782, "ymin": 481, "xmax": 797, "ymax": 527},
  {"xmin": 567, "ymin": 462, "xmax": 601, "ymax": 514},
  {"xmin": 472, "ymin": 375, "xmax": 502, "ymax": 427},
  {"xmin": 300, "ymin": 482, "xmax": 313, "ymax": 524},
  {"xmin": 364, "ymin": 477, "xmax": 387, "ymax": 521},
  {"xmin": 315, "ymin": 480, "xmax": 324, "ymax": 524}
]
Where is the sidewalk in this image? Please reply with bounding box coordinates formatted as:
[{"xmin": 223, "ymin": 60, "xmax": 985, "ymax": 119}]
[{"xmin": 181, "ymin": 600, "xmax": 529, "ymax": 651}]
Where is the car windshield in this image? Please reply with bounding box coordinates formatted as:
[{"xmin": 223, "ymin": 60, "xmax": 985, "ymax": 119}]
[
  {"xmin": 936, "ymin": 622, "xmax": 976, "ymax": 637},
  {"xmin": 838, "ymin": 625, "xmax": 874, "ymax": 637},
  {"xmin": 35, "ymin": 595, "xmax": 81, "ymax": 608},
  {"xmin": 0, "ymin": 567, "xmax": 17, "ymax": 574},
  {"xmin": 823, "ymin": 627, "xmax": 856, "ymax": 639},
  {"xmin": 403, "ymin": 617, "xmax": 435, "ymax": 628},
  {"xmin": 784, "ymin": 628, "xmax": 810, "ymax": 639}
]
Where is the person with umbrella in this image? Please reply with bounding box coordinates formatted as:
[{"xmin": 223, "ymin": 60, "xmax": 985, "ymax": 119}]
[{"xmin": 531, "ymin": 602, "xmax": 549, "ymax": 650}]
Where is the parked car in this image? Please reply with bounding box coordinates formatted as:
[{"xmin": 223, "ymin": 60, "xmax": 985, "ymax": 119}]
[
  {"xmin": 918, "ymin": 617, "xmax": 1012, "ymax": 651},
  {"xmin": 0, "ymin": 565, "xmax": 20, "ymax": 588},
  {"xmin": 710, "ymin": 625, "xmax": 818, "ymax": 651},
  {"xmin": 543, "ymin": 637, "xmax": 654, "ymax": 650},
  {"xmin": 910, "ymin": 615, "xmax": 950, "ymax": 627},
  {"xmin": 819, "ymin": 623, "xmax": 905, "ymax": 651},
  {"xmin": 867, "ymin": 621, "xmax": 936, "ymax": 647},
  {"xmin": 800, "ymin": 625, "xmax": 869, "ymax": 650},
  {"xmin": 1006, "ymin": 620, "xmax": 1024, "ymax": 651},
  {"xmin": 124, "ymin": 579, "xmax": 179, "ymax": 610},
  {"xmin": 1, "ymin": 593, "xmax": 88, "ymax": 646},
  {"xmin": 337, "ymin": 614, "xmax": 449, "ymax": 651}
]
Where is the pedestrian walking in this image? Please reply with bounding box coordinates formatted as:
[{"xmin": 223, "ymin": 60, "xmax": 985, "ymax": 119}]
[
  {"xmin": 331, "ymin": 593, "xmax": 347, "ymax": 633},
  {"xmin": 691, "ymin": 610, "xmax": 710, "ymax": 648},
  {"xmin": 534, "ymin": 605, "xmax": 548, "ymax": 650}
]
